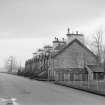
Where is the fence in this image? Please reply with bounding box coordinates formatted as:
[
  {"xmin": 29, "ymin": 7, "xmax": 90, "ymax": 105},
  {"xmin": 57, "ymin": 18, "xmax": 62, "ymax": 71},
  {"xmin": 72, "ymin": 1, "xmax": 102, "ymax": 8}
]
[{"xmin": 56, "ymin": 80, "xmax": 105, "ymax": 92}]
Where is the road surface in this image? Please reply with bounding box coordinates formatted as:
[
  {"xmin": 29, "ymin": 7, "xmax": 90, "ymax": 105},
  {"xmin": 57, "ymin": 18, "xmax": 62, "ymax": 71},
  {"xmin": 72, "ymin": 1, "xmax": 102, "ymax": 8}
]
[{"xmin": 0, "ymin": 73, "xmax": 105, "ymax": 105}]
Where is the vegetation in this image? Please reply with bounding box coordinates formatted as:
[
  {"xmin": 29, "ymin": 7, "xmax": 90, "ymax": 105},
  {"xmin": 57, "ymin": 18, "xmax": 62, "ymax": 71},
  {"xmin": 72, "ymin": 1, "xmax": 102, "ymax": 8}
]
[
  {"xmin": 17, "ymin": 52, "xmax": 51, "ymax": 80},
  {"xmin": 5, "ymin": 56, "xmax": 18, "ymax": 73}
]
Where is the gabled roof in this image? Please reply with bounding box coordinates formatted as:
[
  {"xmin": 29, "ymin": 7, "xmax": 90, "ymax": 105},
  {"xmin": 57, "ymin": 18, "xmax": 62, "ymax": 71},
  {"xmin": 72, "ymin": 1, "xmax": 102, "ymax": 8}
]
[
  {"xmin": 44, "ymin": 45, "xmax": 52, "ymax": 48},
  {"xmin": 53, "ymin": 39, "xmax": 97, "ymax": 58},
  {"xmin": 38, "ymin": 70, "xmax": 48, "ymax": 77},
  {"xmin": 54, "ymin": 44, "xmax": 66, "ymax": 51},
  {"xmin": 88, "ymin": 65, "xmax": 104, "ymax": 72}
]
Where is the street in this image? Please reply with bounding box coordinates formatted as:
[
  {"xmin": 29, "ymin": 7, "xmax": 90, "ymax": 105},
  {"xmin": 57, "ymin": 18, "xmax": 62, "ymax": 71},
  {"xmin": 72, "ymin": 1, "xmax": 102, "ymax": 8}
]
[{"xmin": 0, "ymin": 73, "xmax": 105, "ymax": 105}]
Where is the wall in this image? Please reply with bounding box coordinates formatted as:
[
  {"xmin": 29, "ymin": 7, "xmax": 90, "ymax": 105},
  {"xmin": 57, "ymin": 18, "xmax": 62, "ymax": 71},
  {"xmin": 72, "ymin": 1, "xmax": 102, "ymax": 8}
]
[{"xmin": 53, "ymin": 42, "xmax": 97, "ymax": 69}]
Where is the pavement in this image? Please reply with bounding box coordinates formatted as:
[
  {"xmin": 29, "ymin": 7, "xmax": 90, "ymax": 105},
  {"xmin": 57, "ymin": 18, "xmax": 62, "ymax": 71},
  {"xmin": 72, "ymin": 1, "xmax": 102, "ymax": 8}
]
[{"xmin": 0, "ymin": 73, "xmax": 105, "ymax": 105}]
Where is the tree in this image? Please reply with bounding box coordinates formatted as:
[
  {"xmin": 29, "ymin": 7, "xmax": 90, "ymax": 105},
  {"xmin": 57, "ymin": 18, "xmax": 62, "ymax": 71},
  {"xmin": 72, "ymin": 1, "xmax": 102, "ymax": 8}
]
[
  {"xmin": 5, "ymin": 56, "xmax": 18, "ymax": 73},
  {"xmin": 92, "ymin": 30, "xmax": 103, "ymax": 63}
]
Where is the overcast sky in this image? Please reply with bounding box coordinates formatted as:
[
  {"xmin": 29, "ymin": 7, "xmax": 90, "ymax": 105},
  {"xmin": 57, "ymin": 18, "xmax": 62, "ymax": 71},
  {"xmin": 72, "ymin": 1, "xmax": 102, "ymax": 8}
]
[{"xmin": 0, "ymin": 0, "xmax": 105, "ymax": 68}]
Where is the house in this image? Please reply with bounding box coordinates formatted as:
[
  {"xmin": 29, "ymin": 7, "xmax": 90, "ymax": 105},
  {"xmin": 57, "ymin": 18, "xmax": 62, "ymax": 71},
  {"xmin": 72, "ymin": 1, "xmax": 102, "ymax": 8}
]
[
  {"xmin": 24, "ymin": 28, "xmax": 104, "ymax": 81},
  {"xmin": 48, "ymin": 28, "xmax": 104, "ymax": 81}
]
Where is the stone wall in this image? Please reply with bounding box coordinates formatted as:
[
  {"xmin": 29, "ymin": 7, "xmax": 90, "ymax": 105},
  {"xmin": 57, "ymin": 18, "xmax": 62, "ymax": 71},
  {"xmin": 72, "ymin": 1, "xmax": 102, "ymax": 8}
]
[{"xmin": 53, "ymin": 42, "xmax": 97, "ymax": 69}]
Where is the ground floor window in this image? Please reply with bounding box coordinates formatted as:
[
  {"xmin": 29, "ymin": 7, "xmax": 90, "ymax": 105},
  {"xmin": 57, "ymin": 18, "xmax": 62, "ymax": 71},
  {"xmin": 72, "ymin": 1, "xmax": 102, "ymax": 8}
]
[{"xmin": 93, "ymin": 72, "xmax": 104, "ymax": 80}]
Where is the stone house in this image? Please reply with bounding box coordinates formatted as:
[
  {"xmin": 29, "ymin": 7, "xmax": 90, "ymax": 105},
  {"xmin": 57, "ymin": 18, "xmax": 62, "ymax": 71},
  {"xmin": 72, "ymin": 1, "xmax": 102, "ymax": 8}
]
[
  {"xmin": 48, "ymin": 29, "xmax": 104, "ymax": 81},
  {"xmin": 24, "ymin": 28, "xmax": 104, "ymax": 80}
]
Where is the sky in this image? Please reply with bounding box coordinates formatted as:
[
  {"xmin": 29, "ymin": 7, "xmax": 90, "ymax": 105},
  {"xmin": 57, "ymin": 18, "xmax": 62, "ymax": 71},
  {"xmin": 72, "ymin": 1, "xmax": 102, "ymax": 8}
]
[{"xmin": 0, "ymin": 0, "xmax": 105, "ymax": 68}]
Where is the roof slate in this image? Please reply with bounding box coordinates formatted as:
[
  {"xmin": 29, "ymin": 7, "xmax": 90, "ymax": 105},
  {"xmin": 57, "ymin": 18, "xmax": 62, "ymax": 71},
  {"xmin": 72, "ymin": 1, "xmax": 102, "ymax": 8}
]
[
  {"xmin": 88, "ymin": 65, "xmax": 104, "ymax": 72},
  {"xmin": 53, "ymin": 39, "xmax": 97, "ymax": 58}
]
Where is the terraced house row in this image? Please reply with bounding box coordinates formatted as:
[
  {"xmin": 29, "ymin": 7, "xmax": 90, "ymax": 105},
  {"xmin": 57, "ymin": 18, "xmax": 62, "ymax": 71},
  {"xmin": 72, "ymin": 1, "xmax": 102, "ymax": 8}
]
[{"xmin": 25, "ymin": 28, "xmax": 105, "ymax": 81}]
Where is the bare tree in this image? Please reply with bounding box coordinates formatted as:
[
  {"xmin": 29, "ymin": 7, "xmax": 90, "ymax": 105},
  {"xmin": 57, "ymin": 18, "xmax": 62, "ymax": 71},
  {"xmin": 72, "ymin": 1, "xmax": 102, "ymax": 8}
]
[
  {"xmin": 5, "ymin": 56, "xmax": 18, "ymax": 73},
  {"xmin": 92, "ymin": 30, "xmax": 103, "ymax": 63}
]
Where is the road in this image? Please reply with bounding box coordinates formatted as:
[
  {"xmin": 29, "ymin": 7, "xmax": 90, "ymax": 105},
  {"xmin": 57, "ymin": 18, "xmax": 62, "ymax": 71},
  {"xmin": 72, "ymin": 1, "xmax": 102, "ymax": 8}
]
[{"xmin": 0, "ymin": 73, "xmax": 105, "ymax": 105}]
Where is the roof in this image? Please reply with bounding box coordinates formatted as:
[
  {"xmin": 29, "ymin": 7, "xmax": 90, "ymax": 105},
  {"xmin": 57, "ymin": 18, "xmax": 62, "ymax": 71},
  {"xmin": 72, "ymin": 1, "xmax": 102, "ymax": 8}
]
[
  {"xmin": 54, "ymin": 44, "xmax": 66, "ymax": 51},
  {"xmin": 53, "ymin": 39, "xmax": 97, "ymax": 58},
  {"xmin": 53, "ymin": 40, "xmax": 66, "ymax": 43},
  {"xmin": 87, "ymin": 65, "xmax": 104, "ymax": 72},
  {"xmin": 38, "ymin": 70, "xmax": 48, "ymax": 77},
  {"xmin": 53, "ymin": 40, "xmax": 59, "ymax": 43},
  {"xmin": 38, "ymin": 49, "xmax": 44, "ymax": 52},
  {"xmin": 44, "ymin": 45, "xmax": 53, "ymax": 48}
]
